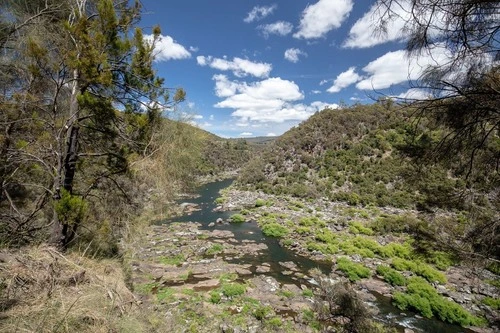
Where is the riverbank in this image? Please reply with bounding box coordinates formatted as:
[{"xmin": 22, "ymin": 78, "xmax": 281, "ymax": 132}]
[{"xmin": 214, "ymin": 185, "xmax": 499, "ymax": 332}]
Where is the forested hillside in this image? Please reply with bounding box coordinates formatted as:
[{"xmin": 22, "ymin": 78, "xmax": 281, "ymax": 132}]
[{"xmin": 237, "ymin": 101, "xmax": 499, "ymax": 259}]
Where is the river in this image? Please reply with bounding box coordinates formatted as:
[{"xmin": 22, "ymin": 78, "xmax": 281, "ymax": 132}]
[{"xmin": 166, "ymin": 178, "xmax": 472, "ymax": 333}]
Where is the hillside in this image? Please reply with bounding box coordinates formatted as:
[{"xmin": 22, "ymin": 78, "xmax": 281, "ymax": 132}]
[{"xmin": 236, "ymin": 101, "xmax": 499, "ymax": 260}]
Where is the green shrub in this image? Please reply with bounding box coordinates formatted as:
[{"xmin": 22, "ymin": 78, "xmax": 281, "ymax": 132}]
[
  {"xmin": 336, "ymin": 257, "xmax": 371, "ymax": 282},
  {"xmin": 302, "ymin": 288, "xmax": 314, "ymax": 297},
  {"xmin": 253, "ymin": 305, "xmax": 273, "ymax": 320},
  {"xmin": 393, "ymin": 278, "xmax": 485, "ymax": 327},
  {"xmin": 255, "ymin": 199, "xmax": 266, "ymax": 207},
  {"xmin": 296, "ymin": 226, "xmax": 311, "ymax": 234},
  {"xmin": 214, "ymin": 197, "xmax": 225, "ymax": 204},
  {"xmin": 209, "ymin": 290, "xmax": 221, "ymax": 304},
  {"xmin": 158, "ymin": 254, "xmax": 184, "ymax": 266},
  {"xmin": 482, "ymin": 297, "xmax": 500, "ymax": 310},
  {"xmin": 391, "ymin": 258, "xmax": 446, "ymax": 284},
  {"xmin": 205, "ymin": 243, "xmax": 223, "ymax": 256},
  {"xmin": 264, "ymin": 316, "xmax": 282, "ymax": 328},
  {"xmin": 261, "ymin": 223, "xmax": 288, "ymax": 238},
  {"xmin": 230, "ymin": 214, "xmax": 245, "ymax": 223},
  {"xmin": 349, "ymin": 221, "xmax": 374, "ymax": 235},
  {"xmin": 425, "ymin": 251, "xmax": 454, "ymax": 270},
  {"xmin": 221, "ymin": 283, "xmax": 246, "ymax": 298},
  {"xmin": 376, "ymin": 265, "xmax": 407, "ymax": 286}
]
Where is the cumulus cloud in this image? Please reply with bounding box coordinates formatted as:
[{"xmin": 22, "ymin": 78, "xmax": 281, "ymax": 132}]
[
  {"xmin": 284, "ymin": 48, "xmax": 307, "ymax": 63},
  {"xmin": 258, "ymin": 21, "xmax": 293, "ymax": 37},
  {"xmin": 212, "ymin": 76, "xmax": 338, "ymax": 125},
  {"xmin": 244, "ymin": 4, "xmax": 277, "ymax": 23},
  {"xmin": 267, "ymin": 132, "xmax": 277, "ymax": 137},
  {"xmin": 355, "ymin": 47, "xmax": 450, "ymax": 90},
  {"xmin": 294, "ymin": 0, "xmax": 353, "ymax": 39},
  {"xmin": 197, "ymin": 56, "xmax": 272, "ymax": 78},
  {"xmin": 145, "ymin": 34, "xmax": 191, "ymax": 61},
  {"xmin": 327, "ymin": 67, "xmax": 361, "ymax": 93},
  {"xmin": 343, "ymin": 1, "xmax": 409, "ymax": 48},
  {"xmin": 240, "ymin": 132, "xmax": 253, "ymax": 137}
]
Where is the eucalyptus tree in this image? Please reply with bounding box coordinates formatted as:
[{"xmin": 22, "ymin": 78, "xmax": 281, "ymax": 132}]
[
  {"xmin": 0, "ymin": 0, "xmax": 184, "ymax": 248},
  {"xmin": 374, "ymin": 0, "xmax": 499, "ymax": 260}
]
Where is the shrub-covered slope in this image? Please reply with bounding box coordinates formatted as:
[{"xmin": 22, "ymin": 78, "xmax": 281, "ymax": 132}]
[{"xmin": 237, "ymin": 102, "xmax": 497, "ymax": 212}]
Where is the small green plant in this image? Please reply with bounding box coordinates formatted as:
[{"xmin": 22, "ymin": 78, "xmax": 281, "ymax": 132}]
[
  {"xmin": 221, "ymin": 283, "xmax": 246, "ymax": 298},
  {"xmin": 205, "ymin": 243, "xmax": 223, "ymax": 256},
  {"xmin": 281, "ymin": 239, "xmax": 293, "ymax": 246},
  {"xmin": 158, "ymin": 254, "xmax": 184, "ymax": 266},
  {"xmin": 253, "ymin": 304, "xmax": 273, "ymax": 320},
  {"xmin": 157, "ymin": 287, "xmax": 175, "ymax": 302},
  {"xmin": 255, "ymin": 198, "xmax": 266, "ymax": 207},
  {"xmin": 391, "ymin": 258, "xmax": 446, "ymax": 284},
  {"xmin": 349, "ymin": 221, "xmax": 374, "ymax": 235},
  {"xmin": 261, "ymin": 223, "xmax": 288, "ymax": 237},
  {"xmin": 482, "ymin": 297, "xmax": 500, "ymax": 310},
  {"xmin": 209, "ymin": 290, "xmax": 221, "ymax": 304},
  {"xmin": 214, "ymin": 197, "xmax": 225, "ymax": 204},
  {"xmin": 230, "ymin": 214, "xmax": 245, "ymax": 223},
  {"xmin": 336, "ymin": 257, "xmax": 371, "ymax": 282},
  {"xmin": 240, "ymin": 209, "xmax": 251, "ymax": 215},
  {"xmin": 376, "ymin": 265, "xmax": 407, "ymax": 286},
  {"xmin": 302, "ymin": 288, "xmax": 314, "ymax": 297},
  {"xmin": 302, "ymin": 309, "xmax": 321, "ymax": 330},
  {"xmin": 277, "ymin": 289, "xmax": 294, "ymax": 298},
  {"xmin": 264, "ymin": 316, "xmax": 282, "ymax": 328}
]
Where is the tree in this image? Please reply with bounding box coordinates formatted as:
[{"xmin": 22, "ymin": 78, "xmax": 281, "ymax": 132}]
[
  {"xmin": 374, "ymin": 0, "xmax": 499, "ymax": 167},
  {"xmin": 0, "ymin": 0, "xmax": 184, "ymax": 249},
  {"xmin": 374, "ymin": 0, "xmax": 499, "ymax": 260}
]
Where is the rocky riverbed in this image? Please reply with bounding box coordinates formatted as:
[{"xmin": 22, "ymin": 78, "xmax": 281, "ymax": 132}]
[
  {"xmin": 129, "ymin": 180, "xmax": 499, "ymax": 332},
  {"xmin": 213, "ymin": 187, "xmax": 499, "ymax": 332}
]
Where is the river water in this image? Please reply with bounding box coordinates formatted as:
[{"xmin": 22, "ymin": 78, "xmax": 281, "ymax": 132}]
[{"xmin": 167, "ymin": 178, "xmax": 471, "ymax": 333}]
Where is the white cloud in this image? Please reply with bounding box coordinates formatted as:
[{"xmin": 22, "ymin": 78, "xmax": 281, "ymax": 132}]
[
  {"xmin": 343, "ymin": 1, "xmax": 409, "ymax": 48},
  {"xmin": 284, "ymin": 48, "xmax": 307, "ymax": 63},
  {"xmin": 319, "ymin": 79, "xmax": 329, "ymax": 86},
  {"xmin": 209, "ymin": 114, "xmax": 215, "ymax": 121},
  {"xmin": 258, "ymin": 21, "xmax": 293, "ymax": 37},
  {"xmin": 311, "ymin": 90, "xmax": 321, "ymax": 94},
  {"xmin": 394, "ymin": 88, "xmax": 430, "ymax": 100},
  {"xmin": 294, "ymin": 0, "xmax": 353, "ymax": 39},
  {"xmin": 189, "ymin": 46, "xmax": 199, "ymax": 52},
  {"xmin": 197, "ymin": 56, "xmax": 272, "ymax": 78},
  {"xmin": 356, "ymin": 47, "xmax": 450, "ymax": 90},
  {"xmin": 145, "ymin": 34, "xmax": 191, "ymax": 61},
  {"xmin": 267, "ymin": 132, "xmax": 277, "ymax": 137},
  {"xmin": 244, "ymin": 5, "xmax": 277, "ymax": 23},
  {"xmin": 212, "ymin": 76, "xmax": 339, "ymax": 125},
  {"xmin": 240, "ymin": 132, "xmax": 253, "ymax": 137},
  {"xmin": 327, "ymin": 67, "xmax": 361, "ymax": 93},
  {"xmin": 213, "ymin": 74, "xmax": 240, "ymax": 97}
]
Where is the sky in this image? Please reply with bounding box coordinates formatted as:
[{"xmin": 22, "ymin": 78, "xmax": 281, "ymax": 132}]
[{"xmin": 138, "ymin": 0, "xmax": 439, "ymax": 138}]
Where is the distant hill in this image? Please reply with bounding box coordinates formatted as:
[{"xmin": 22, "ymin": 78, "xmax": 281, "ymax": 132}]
[{"xmin": 236, "ymin": 101, "xmax": 497, "ymax": 212}]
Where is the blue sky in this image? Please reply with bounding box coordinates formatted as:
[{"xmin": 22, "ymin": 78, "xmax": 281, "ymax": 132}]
[{"xmin": 139, "ymin": 0, "xmax": 439, "ymax": 138}]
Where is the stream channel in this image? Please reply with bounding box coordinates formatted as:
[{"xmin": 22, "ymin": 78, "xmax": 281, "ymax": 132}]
[{"xmin": 165, "ymin": 178, "xmax": 471, "ymax": 333}]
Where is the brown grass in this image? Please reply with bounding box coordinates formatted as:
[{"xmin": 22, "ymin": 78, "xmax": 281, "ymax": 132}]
[{"xmin": 0, "ymin": 244, "xmax": 166, "ymax": 333}]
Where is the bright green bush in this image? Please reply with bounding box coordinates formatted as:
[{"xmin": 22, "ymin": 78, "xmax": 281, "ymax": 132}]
[
  {"xmin": 336, "ymin": 257, "xmax": 371, "ymax": 282},
  {"xmin": 349, "ymin": 221, "xmax": 374, "ymax": 235},
  {"xmin": 205, "ymin": 243, "xmax": 223, "ymax": 256},
  {"xmin": 230, "ymin": 214, "xmax": 245, "ymax": 223},
  {"xmin": 482, "ymin": 297, "xmax": 500, "ymax": 310},
  {"xmin": 255, "ymin": 198, "xmax": 266, "ymax": 207},
  {"xmin": 391, "ymin": 258, "xmax": 446, "ymax": 284},
  {"xmin": 261, "ymin": 223, "xmax": 288, "ymax": 238},
  {"xmin": 376, "ymin": 265, "xmax": 407, "ymax": 286},
  {"xmin": 393, "ymin": 278, "xmax": 485, "ymax": 327},
  {"xmin": 209, "ymin": 290, "xmax": 221, "ymax": 304},
  {"xmin": 221, "ymin": 283, "xmax": 246, "ymax": 298}
]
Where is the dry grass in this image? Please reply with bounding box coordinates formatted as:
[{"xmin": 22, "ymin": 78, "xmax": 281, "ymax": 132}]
[{"xmin": 0, "ymin": 244, "xmax": 167, "ymax": 333}]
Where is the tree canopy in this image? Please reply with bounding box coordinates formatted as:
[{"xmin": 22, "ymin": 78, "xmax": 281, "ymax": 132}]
[{"xmin": 0, "ymin": 0, "xmax": 184, "ymax": 248}]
